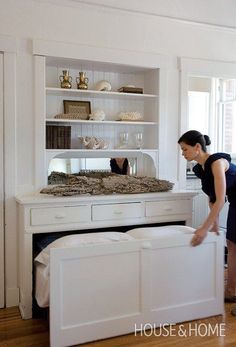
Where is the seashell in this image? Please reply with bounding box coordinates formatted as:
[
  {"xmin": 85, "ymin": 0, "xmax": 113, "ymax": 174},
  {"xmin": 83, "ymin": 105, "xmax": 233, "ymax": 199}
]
[
  {"xmin": 89, "ymin": 109, "xmax": 106, "ymax": 121},
  {"xmin": 95, "ymin": 80, "xmax": 112, "ymax": 91},
  {"xmin": 79, "ymin": 136, "xmax": 108, "ymax": 149}
]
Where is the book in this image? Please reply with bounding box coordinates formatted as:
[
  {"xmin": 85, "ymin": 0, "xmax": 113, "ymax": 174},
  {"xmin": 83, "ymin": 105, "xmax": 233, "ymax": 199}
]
[
  {"xmin": 46, "ymin": 125, "xmax": 71, "ymax": 149},
  {"xmin": 118, "ymin": 86, "xmax": 143, "ymax": 94}
]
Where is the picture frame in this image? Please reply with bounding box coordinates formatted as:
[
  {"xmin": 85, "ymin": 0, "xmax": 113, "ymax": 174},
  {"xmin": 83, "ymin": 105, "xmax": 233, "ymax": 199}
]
[{"xmin": 63, "ymin": 100, "xmax": 91, "ymax": 120}]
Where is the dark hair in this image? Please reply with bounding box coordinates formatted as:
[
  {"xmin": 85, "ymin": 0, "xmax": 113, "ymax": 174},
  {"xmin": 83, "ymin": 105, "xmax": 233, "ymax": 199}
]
[{"xmin": 178, "ymin": 130, "xmax": 211, "ymax": 153}]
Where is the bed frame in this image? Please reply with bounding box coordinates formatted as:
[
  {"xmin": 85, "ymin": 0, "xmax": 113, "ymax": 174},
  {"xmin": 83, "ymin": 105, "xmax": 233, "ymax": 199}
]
[{"xmin": 50, "ymin": 231, "xmax": 224, "ymax": 347}]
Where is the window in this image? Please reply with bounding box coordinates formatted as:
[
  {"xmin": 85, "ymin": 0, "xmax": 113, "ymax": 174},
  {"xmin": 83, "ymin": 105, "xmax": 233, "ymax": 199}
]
[
  {"xmin": 218, "ymin": 79, "xmax": 236, "ymax": 155},
  {"xmin": 188, "ymin": 91, "xmax": 210, "ymax": 134},
  {"xmin": 188, "ymin": 77, "xmax": 236, "ymax": 157}
]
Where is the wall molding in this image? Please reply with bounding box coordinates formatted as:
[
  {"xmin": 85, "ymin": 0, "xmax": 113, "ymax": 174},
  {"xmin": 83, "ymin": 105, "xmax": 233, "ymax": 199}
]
[
  {"xmin": 35, "ymin": 0, "xmax": 236, "ymax": 34},
  {"xmin": 0, "ymin": 34, "xmax": 18, "ymax": 307},
  {"xmin": 32, "ymin": 39, "xmax": 170, "ymax": 68},
  {"xmin": 179, "ymin": 57, "xmax": 236, "ymax": 78}
]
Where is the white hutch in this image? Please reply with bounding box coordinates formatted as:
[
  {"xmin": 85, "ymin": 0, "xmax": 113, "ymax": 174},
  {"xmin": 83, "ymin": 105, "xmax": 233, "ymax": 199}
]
[{"xmin": 17, "ymin": 39, "xmax": 196, "ymax": 319}]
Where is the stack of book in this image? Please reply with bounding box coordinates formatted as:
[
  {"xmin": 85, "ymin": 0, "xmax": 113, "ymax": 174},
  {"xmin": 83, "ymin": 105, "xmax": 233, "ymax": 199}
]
[
  {"xmin": 118, "ymin": 86, "xmax": 143, "ymax": 94},
  {"xmin": 46, "ymin": 125, "xmax": 71, "ymax": 149}
]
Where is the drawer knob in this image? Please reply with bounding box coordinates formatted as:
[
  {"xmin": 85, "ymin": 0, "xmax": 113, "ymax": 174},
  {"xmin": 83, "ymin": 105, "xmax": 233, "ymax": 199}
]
[{"xmin": 55, "ymin": 214, "xmax": 66, "ymax": 219}]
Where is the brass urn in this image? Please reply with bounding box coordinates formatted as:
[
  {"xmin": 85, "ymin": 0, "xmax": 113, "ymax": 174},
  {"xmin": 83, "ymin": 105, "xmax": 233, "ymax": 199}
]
[
  {"xmin": 59, "ymin": 70, "xmax": 72, "ymax": 89},
  {"xmin": 76, "ymin": 72, "xmax": 89, "ymax": 90}
]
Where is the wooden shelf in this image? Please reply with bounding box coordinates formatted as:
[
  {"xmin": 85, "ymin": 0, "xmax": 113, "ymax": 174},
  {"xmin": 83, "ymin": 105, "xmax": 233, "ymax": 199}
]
[
  {"xmin": 46, "ymin": 119, "xmax": 157, "ymax": 126},
  {"xmin": 46, "ymin": 87, "xmax": 158, "ymax": 100},
  {"xmin": 46, "ymin": 149, "xmax": 158, "ymax": 154}
]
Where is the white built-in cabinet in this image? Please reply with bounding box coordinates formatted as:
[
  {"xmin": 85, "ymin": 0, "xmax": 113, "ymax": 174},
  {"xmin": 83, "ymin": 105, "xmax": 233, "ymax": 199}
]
[
  {"xmin": 33, "ymin": 40, "xmax": 168, "ymax": 188},
  {"xmin": 14, "ymin": 40, "xmax": 196, "ymax": 320}
]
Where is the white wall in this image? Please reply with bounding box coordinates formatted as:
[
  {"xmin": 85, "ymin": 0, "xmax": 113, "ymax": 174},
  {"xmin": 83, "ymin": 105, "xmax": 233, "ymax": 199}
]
[{"xmin": 1, "ymin": 0, "xmax": 236, "ymax": 306}]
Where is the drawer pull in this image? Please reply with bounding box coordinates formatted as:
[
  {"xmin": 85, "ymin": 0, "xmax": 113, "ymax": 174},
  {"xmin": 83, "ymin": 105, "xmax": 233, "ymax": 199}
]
[
  {"xmin": 164, "ymin": 208, "xmax": 173, "ymax": 211},
  {"xmin": 113, "ymin": 211, "xmax": 123, "ymax": 215},
  {"xmin": 54, "ymin": 214, "xmax": 66, "ymax": 219}
]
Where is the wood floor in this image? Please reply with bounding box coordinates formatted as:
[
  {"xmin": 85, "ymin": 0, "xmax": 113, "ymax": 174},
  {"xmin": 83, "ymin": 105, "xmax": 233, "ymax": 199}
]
[{"xmin": 1, "ymin": 303, "xmax": 236, "ymax": 347}]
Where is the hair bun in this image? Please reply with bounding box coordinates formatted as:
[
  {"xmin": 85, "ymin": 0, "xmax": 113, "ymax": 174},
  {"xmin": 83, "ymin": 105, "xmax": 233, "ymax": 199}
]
[{"xmin": 204, "ymin": 135, "xmax": 211, "ymax": 146}]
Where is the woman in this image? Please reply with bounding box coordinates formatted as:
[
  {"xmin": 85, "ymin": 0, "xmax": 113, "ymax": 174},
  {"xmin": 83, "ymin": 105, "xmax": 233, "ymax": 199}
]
[
  {"xmin": 178, "ymin": 130, "xmax": 236, "ymax": 309},
  {"xmin": 110, "ymin": 158, "xmax": 130, "ymax": 175}
]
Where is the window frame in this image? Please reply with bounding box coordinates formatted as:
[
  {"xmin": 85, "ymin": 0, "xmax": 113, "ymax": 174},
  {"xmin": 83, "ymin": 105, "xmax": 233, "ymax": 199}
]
[{"xmin": 179, "ymin": 57, "xmax": 236, "ymax": 188}]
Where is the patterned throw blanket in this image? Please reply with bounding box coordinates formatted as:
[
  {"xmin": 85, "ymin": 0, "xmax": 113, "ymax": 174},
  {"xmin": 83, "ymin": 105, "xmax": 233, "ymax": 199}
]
[{"xmin": 40, "ymin": 171, "xmax": 174, "ymax": 196}]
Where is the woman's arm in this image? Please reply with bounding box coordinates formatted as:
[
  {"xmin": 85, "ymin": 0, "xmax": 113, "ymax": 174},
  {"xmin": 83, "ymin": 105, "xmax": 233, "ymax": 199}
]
[
  {"xmin": 209, "ymin": 201, "xmax": 220, "ymax": 234},
  {"xmin": 191, "ymin": 158, "xmax": 227, "ymax": 246}
]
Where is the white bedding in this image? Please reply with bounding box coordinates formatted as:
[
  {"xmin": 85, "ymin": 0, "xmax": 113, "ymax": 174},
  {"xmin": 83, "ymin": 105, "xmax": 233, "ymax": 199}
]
[
  {"xmin": 34, "ymin": 226, "xmax": 196, "ymax": 308},
  {"xmin": 34, "ymin": 232, "xmax": 134, "ymax": 307},
  {"xmin": 127, "ymin": 225, "xmax": 195, "ymax": 238}
]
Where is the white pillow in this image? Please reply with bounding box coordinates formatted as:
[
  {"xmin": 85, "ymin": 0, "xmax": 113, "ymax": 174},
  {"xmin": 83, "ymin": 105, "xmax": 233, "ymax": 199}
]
[
  {"xmin": 127, "ymin": 225, "xmax": 195, "ymax": 239},
  {"xmin": 35, "ymin": 232, "xmax": 134, "ymax": 266}
]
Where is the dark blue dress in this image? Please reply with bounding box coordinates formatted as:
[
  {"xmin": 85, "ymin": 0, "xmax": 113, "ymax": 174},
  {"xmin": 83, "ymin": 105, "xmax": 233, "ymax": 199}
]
[
  {"xmin": 193, "ymin": 153, "xmax": 236, "ymax": 243},
  {"xmin": 110, "ymin": 158, "xmax": 129, "ymax": 175}
]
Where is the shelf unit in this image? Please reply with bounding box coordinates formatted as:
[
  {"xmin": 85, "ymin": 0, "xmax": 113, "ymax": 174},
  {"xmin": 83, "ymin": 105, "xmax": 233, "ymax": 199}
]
[{"xmin": 34, "ymin": 41, "xmax": 168, "ymax": 188}]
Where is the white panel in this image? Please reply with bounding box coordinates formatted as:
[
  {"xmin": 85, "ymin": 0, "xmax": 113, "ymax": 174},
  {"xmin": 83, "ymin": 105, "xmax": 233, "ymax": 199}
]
[
  {"xmin": 50, "ymin": 241, "xmax": 143, "ymax": 347},
  {"xmin": 61, "ymin": 252, "xmax": 140, "ymax": 325},
  {"xmin": 0, "ymin": 35, "xmax": 17, "ymax": 308},
  {"xmin": 4, "ymin": 52, "xmax": 19, "ymax": 307},
  {"xmin": 151, "ymin": 243, "xmax": 215, "ymax": 308},
  {"xmin": 30, "ymin": 205, "xmax": 90, "ymax": 226},
  {"xmin": 50, "ymin": 231, "xmax": 224, "ymax": 347},
  {"xmin": 0, "ymin": 53, "xmax": 4, "ymax": 307},
  {"xmin": 35, "ymin": 55, "xmax": 47, "ymax": 188},
  {"xmin": 92, "ymin": 202, "xmax": 145, "ymax": 221},
  {"xmin": 33, "ymin": 39, "xmax": 168, "ymax": 69},
  {"xmin": 146, "ymin": 199, "xmax": 191, "ymax": 217}
]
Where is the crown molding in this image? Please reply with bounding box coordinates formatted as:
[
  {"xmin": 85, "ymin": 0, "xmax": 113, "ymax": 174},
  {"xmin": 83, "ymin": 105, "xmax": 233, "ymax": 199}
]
[{"xmin": 42, "ymin": 0, "xmax": 236, "ymax": 34}]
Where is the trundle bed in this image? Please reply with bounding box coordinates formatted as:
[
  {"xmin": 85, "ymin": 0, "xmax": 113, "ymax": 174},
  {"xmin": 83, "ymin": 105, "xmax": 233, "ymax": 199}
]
[{"xmin": 16, "ymin": 191, "xmax": 224, "ymax": 346}]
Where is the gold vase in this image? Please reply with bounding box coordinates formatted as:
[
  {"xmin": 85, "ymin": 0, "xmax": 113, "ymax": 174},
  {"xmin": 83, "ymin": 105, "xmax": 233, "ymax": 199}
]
[
  {"xmin": 76, "ymin": 72, "xmax": 89, "ymax": 90},
  {"xmin": 59, "ymin": 70, "xmax": 72, "ymax": 89}
]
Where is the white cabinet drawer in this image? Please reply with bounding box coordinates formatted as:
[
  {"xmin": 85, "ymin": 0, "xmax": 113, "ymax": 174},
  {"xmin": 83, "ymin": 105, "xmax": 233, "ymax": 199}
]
[
  {"xmin": 30, "ymin": 205, "xmax": 90, "ymax": 226},
  {"xmin": 92, "ymin": 202, "xmax": 144, "ymax": 221},
  {"xmin": 146, "ymin": 200, "xmax": 191, "ymax": 217}
]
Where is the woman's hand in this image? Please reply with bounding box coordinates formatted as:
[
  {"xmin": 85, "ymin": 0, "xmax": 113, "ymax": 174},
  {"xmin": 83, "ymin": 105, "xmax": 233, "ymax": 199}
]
[
  {"xmin": 191, "ymin": 227, "xmax": 208, "ymax": 247},
  {"xmin": 209, "ymin": 220, "xmax": 220, "ymax": 235}
]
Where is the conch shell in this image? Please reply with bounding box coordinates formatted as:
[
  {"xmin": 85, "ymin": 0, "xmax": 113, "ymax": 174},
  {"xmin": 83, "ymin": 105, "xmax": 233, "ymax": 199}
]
[{"xmin": 94, "ymin": 80, "xmax": 111, "ymax": 91}]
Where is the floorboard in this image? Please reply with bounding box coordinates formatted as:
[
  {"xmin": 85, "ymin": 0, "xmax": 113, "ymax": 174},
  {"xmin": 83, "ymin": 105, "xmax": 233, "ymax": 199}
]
[{"xmin": 1, "ymin": 303, "xmax": 236, "ymax": 346}]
